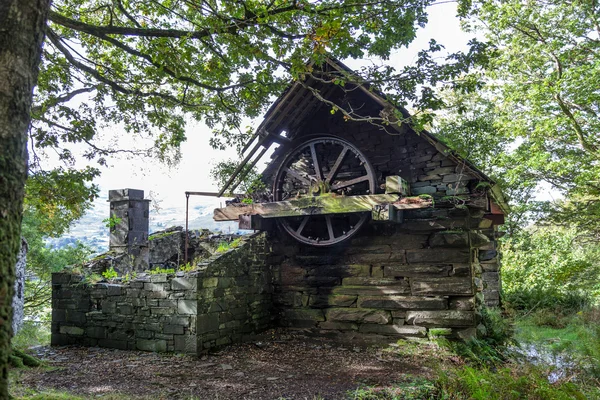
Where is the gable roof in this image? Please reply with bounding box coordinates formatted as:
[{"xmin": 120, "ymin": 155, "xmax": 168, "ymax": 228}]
[{"xmin": 222, "ymin": 57, "xmax": 509, "ymax": 214}]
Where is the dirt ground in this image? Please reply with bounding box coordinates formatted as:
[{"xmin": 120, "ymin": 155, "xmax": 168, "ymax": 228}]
[{"xmin": 11, "ymin": 330, "xmax": 456, "ymax": 399}]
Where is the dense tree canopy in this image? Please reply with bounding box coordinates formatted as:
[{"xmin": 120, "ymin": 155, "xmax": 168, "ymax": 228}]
[
  {"xmin": 33, "ymin": 0, "xmax": 492, "ymax": 229},
  {"xmin": 436, "ymin": 0, "xmax": 600, "ymax": 239}
]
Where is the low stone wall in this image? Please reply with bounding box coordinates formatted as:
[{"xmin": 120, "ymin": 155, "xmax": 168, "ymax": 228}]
[
  {"xmin": 196, "ymin": 233, "xmax": 274, "ymax": 351},
  {"xmin": 272, "ymin": 209, "xmax": 490, "ymax": 340},
  {"xmin": 51, "ymin": 233, "xmax": 273, "ymax": 354},
  {"xmin": 51, "ymin": 272, "xmax": 199, "ymax": 353}
]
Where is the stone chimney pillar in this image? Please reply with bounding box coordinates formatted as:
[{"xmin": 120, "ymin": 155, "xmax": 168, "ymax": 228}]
[{"xmin": 108, "ymin": 189, "xmax": 150, "ymax": 271}]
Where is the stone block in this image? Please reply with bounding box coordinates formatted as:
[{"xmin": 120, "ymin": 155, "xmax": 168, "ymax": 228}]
[
  {"xmin": 85, "ymin": 327, "xmax": 106, "ymax": 339},
  {"xmin": 357, "ymin": 296, "xmax": 447, "ymax": 310},
  {"xmin": 448, "ymin": 296, "xmax": 475, "ymax": 311},
  {"xmin": 137, "ymin": 339, "xmax": 167, "ymax": 352},
  {"xmin": 406, "ymin": 249, "xmax": 471, "ymax": 264},
  {"xmin": 345, "ymin": 245, "xmax": 391, "ymax": 255},
  {"xmin": 151, "ymin": 307, "xmax": 174, "ymax": 315},
  {"xmin": 174, "ymin": 334, "xmax": 197, "ymax": 354},
  {"xmin": 135, "ymin": 330, "xmax": 154, "ymax": 339},
  {"xmin": 346, "ymin": 251, "xmax": 405, "ymax": 264},
  {"xmin": 162, "ymin": 324, "xmax": 184, "ymax": 334},
  {"xmin": 155, "ymin": 333, "xmax": 174, "ymax": 341},
  {"xmin": 429, "ymin": 232, "xmax": 470, "ymax": 248},
  {"xmin": 118, "ymin": 304, "xmax": 134, "ymax": 315},
  {"xmin": 411, "ymin": 186, "xmax": 437, "ymax": 195},
  {"xmin": 399, "ymin": 219, "xmax": 468, "ymax": 232},
  {"xmin": 106, "ymin": 284, "xmax": 123, "ymax": 296},
  {"xmin": 325, "ymin": 308, "xmax": 390, "ymax": 324},
  {"xmin": 306, "ymin": 264, "xmax": 371, "ymax": 277},
  {"xmin": 450, "ymin": 264, "xmax": 472, "ymax": 277},
  {"xmin": 284, "ymin": 309, "xmax": 325, "ymax": 322},
  {"xmin": 164, "ymin": 315, "xmax": 190, "ymax": 326},
  {"xmin": 197, "ymin": 313, "xmax": 219, "ymax": 334},
  {"xmin": 405, "ymin": 310, "xmax": 475, "ymax": 327},
  {"xmin": 330, "ymin": 285, "xmax": 410, "ymax": 296},
  {"xmin": 150, "ymin": 274, "xmax": 169, "ymax": 283},
  {"xmin": 52, "ymin": 309, "xmax": 66, "ymax": 323},
  {"xmin": 383, "ymin": 264, "xmax": 451, "ymax": 278},
  {"xmin": 51, "ymin": 333, "xmax": 70, "ymax": 346},
  {"xmin": 159, "ymin": 300, "xmax": 177, "ymax": 308},
  {"xmin": 99, "ymin": 339, "xmax": 128, "ymax": 350},
  {"xmin": 144, "ymin": 282, "xmax": 168, "ymax": 291},
  {"xmin": 479, "ymin": 250, "xmax": 497, "ymax": 261},
  {"xmin": 178, "ymin": 300, "xmax": 197, "ymax": 315},
  {"xmin": 341, "ymin": 277, "xmax": 410, "ymax": 287},
  {"xmin": 411, "ymin": 277, "xmax": 473, "ymax": 295},
  {"xmin": 481, "ymin": 262, "xmax": 499, "ymax": 272},
  {"xmin": 171, "ymin": 277, "xmax": 197, "ymax": 290},
  {"xmin": 308, "ymin": 295, "xmax": 357, "ymax": 308},
  {"xmin": 358, "ymin": 324, "xmax": 427, "ymax": 336},
  {"xmin": 59, "ymin": 326, "xmax": 84, "ymax": 335},
  {"xmin": 318, "ymin": 321, "xmax": 359, "ymax": 330},
  {"xmin": 202, "ymin": 277, "xmax": 219, "ymax": 288}
]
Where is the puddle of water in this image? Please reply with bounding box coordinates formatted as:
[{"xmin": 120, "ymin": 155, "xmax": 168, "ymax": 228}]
[{"xmin": 512, "ymin": 343, "xmax": 577, "ymax": 383}]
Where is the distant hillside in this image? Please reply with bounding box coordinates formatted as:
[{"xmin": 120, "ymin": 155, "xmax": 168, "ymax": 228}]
[{"xmin": 49, "ymin": 193, "xmax": 238, "ymax": 253}]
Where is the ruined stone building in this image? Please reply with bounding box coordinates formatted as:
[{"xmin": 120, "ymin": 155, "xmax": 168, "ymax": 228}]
[{"xmin": 52, "ymin": 59, "xmax": 507, "ymax": 354}]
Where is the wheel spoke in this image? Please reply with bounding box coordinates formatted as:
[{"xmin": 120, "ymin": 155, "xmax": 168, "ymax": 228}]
[
  {"xmin": 285, "ymin": 168, "xmax": 310, "ymax": 186},
  {"xmin": 274, "ymin": 137, "xmax": 376, "ymax": 246},
  {"xmin": 309, "ymin": 143, "xmax": 322, "ymax": 181},
  {"xmin": 296, "ymin": 216, "xmax": 309, "ymax": 234},
  {"xmin": 326, "ymin": 146, "xmax": 349, "ymax": 184},
  {"xmin": 331, "ymin": 175, "xmax": 370, "ymax": 191},
  {"xmin": 325, "ymin": 215, "xmax": 335, "ymax": 240}
]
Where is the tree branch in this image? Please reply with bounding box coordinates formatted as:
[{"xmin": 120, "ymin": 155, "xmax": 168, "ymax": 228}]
[{"xmin": 31, "ymin": 87, "xmax": 96, "ymax": 116}]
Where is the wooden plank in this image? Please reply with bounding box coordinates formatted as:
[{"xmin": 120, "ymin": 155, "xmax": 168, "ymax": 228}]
[{"xmin": 214, "ymin": 194, "xmax": 400, "ymax": 221}]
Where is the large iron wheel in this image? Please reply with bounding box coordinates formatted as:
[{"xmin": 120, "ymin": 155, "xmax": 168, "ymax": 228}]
[{"xmin": 273, "ymin": 136, "xmax": 377, "ymax": 246}]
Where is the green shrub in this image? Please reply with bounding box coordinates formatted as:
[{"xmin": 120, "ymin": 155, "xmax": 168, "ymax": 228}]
[
  {"xmin": 501, "ymin": 227, "xmax": 600, "ymax": 314},
  {"xmin": 348, "ymin": 378, "xmax": 439, "ymax": 400},
  {"xmin": 101, "ymin": 266, "xmax": 118, "ymax": 280},
  {"xmin": 12, "ymin": 320, "xmax": 50, "ymax": 349},
  {"xmin": 437, "ymin": 364, "xmax": 587, "ymax": 400},
  {"xmin": 439, "ymin": 307, "xmax": 515, "ymax": 367},
  {"xmin": 147, "ymin": 267, "xmax": 175, "ymax": 274}
]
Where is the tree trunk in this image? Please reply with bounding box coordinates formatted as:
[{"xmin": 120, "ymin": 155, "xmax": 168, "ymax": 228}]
[{"xmin": 0, "ymin": 0, "xmax": 49, "ymax": 396}]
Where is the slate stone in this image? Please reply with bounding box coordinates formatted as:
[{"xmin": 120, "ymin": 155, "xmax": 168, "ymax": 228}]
[
  {"xmin": 326, "ymin": 308, "xmax": 390, "ymax": 324},
  {"xmin": 136, "ymin": 339, "xmax": 167, "ymax": 352},
  {"xmin": 405, "ymin": 310, "xmax": 475, "ymax": 327},
  {"xmin": 411, "ymin": 277, "xmax": 474, "ymax": 296},
  {"xmin": 357, "ymin": 296, "xmax": 447, "ymax": 310}
]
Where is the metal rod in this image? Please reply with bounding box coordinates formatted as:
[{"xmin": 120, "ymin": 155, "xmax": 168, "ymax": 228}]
[
  {"xmin": 185, "ymin": 192, "xmax": 189, "ymax": 264},
  {"xmin": 185, "ymin": 191, "xmax": 245, "ymax": 197}
]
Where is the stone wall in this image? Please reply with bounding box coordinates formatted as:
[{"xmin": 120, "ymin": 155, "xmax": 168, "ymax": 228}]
[
  {"xmin": 272, "ymin": 209, "xmax": 491, "ymax": 340},
  {"xmin": 196, "ymin": 232, "xmax": 274, "ymax": 351},
  {"xmin": 51, "ymin": 233, "xmax": 273, "ymax": 354},
  {"xmin": 51, "ymin": 271, "xmax": 199, "ymax": 353}
]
